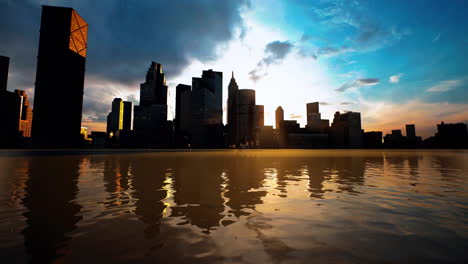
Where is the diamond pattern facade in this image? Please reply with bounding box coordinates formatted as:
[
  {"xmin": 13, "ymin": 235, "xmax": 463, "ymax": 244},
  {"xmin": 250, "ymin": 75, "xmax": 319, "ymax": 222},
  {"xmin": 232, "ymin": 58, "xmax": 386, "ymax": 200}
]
[{"xmin": 69, "ymin": 10, "xmax": 88, "ymax": 57}]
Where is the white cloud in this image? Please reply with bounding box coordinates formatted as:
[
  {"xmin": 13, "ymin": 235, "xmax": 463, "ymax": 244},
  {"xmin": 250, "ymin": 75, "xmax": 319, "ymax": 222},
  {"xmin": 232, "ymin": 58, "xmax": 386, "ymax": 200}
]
[
  {"xmin": 426, "ymin": 79, "xmax": 462, "ymax": 92},
  {"xmin": 354, "ymin": 99, "xmax": 468, "ymax": 138},
  {"xmin": 389, "ymin": 73, "xmax": 403, "ymax": 83}
]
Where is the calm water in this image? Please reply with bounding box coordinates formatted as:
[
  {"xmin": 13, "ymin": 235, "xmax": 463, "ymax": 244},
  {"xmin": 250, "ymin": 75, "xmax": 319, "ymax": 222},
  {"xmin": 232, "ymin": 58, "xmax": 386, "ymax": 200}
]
[{"xmin": 0, "ymin": 150, "xmax": 467, "ymax": 263}]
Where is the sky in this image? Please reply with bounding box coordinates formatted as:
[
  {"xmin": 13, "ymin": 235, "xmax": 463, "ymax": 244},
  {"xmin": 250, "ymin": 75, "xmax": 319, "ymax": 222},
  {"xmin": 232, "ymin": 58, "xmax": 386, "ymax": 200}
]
[{"xmin": 1, "ymin": 0, "xmax": 467, "ymax": 138}]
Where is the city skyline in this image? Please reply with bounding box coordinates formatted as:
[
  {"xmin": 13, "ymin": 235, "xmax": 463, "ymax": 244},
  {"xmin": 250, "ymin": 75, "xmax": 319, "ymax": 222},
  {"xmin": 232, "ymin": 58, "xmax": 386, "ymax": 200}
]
[{"xmin": 1, "ymin": 1, "xmax": 468, "ymax": 139}]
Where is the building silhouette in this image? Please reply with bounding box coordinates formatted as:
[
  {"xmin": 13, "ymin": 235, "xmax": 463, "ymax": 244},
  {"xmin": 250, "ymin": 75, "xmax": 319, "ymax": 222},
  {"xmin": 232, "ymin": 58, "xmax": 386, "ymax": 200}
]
[
  {"xmin": 331, "ymin": 111, "xmax": 362, "ymax": 148},
  {"xmin": 364, "ymin": 131, "xmax": 383, "ymax": 148},
  {"xmin": 227, "ymin": 72, "xmax": 239, "ymax": 147},
  {"xmin": 0, "ymin": 56, "xmax": 33, "ymax": 147},
  {"xmin": 31, "ymin": 6, "xmax": 88, "ymax": 146},
  {"xmin": 0, "ymin": 56, "xmax": 8, "ymax": 93},
  {"xmin": 122, "ymin": 101, "xmax": 133, "ymax": 131},
  {"xmin": 406, "ymin": 124, "xmax": 416, "ymax": 139},
  {"xmin": 306, "ymin": 102, "xmax": 329, "ymax": 133},
  {"xmin": 275, "ymin": 106, "xmax": 284, "ymax": 129},
  {"xmin": 189, "ymin": 69, "xmax": 224, "ymax": 148},
  {"xmin": 174, "ymin": 84, "xmax": 191, "ymax": 147},
  {"xmin": 237, "ymin": 89, "xmax": 256, "ymax": 146},
  {"xmin": 426, "ymin": 122, "xmax": 468, "ymax": 148},
  {"xmin": 106, "ymin": 98, "xmax": 133, "ymax": 136},
  {"xmin": 133, "ymin": 62, "xmax": 172, "ymax": 147}
]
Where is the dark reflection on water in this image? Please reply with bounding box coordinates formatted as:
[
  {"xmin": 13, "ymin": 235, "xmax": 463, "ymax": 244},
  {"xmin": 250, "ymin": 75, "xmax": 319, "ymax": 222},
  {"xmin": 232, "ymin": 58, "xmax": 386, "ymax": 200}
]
[{"xmin": 0, "ymin": 150, "xmax": 467, "ymax": 263}]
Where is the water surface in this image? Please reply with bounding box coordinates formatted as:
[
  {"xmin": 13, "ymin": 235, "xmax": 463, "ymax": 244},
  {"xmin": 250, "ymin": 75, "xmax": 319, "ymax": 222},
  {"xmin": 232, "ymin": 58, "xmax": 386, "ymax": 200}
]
[{"xmin": 1, "ymin": 150, "xmax": 467, "ymax": 263}]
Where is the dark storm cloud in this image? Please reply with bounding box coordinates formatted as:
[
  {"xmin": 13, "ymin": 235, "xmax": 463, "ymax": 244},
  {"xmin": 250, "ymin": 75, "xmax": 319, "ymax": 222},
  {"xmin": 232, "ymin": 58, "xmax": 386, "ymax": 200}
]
[
  {"xmin": 336, "ymin": 78, "xmax": 379, "ymax": 92},
  {"xmin": 261, "ymin": 41, "xmax": 294, "ymax": 66},
  {"xmin": 249, "ymin": 40, "xmax": 293, "ymax": 81},
  {"xmin": 0, "ymin": 0, "xmax": 250, "ymax": 90}
]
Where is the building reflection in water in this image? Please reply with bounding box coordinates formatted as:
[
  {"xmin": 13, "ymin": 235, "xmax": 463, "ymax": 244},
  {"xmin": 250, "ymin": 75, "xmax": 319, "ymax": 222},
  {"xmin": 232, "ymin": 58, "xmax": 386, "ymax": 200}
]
[
  {"xmin": 170, "ymin": 154, "xmax": 225, "ymax": 233},
  {"xmin": 130, "ymin": 155, "xmax": 169, "ymax": 239},
  {"xmin": 21, "ymin": 155, "xmax": 83, "ymax": 263}
]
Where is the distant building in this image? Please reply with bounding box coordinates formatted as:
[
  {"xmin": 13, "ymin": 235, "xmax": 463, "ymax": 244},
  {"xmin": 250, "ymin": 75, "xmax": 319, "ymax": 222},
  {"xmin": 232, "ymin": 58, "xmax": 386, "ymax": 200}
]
[
  {"xmin": 256, "ymin": 126, "xmax": 275, "ymax": 148},
  {"xmin": 174, "ymin": 84, "xmax": 191, "ymax": 147},
  {"xmin": 275, "ymin": 106, "xmax": 284, "ymax": 129},
  {"xmin": 227, "ymin": 72, "xmax": 239, "ymax": 147},
  {"xmin": 429, "ymin": 122, "xmax": 468, "ymax": 148},
  {"xmin": 106, "ymin": 98, "xmax": 133, "ymax": 137},
  {"xmin": 406, "ymin": 124, "xmax": 416, "ymax": 139},
  {"xmin": 364, "ymin": 131, "xmax": 383, "ymax": 148},
  {"xmin": 111, "ymin": 98, "xmax": 124, "ymax": 132},
  {"xmin": 306, "ymin": 102, "xmax": 329, "ymax": 133},
  {"xmin": 122, "ymin": 101, "xmax": 133, "ymax": 131},
  {"xmin": 330, "ymin": 111, "xmax": 362, "ymax": 148},
  {"xmin": 237, "ymin": 89, "xmax": 256, "ymax": 146},
  {"xmin": 0, "ymin": 56, "xmax": 9, "ymax": 93},
  {"xmin": 175, "ymin": 84, "xmax": 191, "ymax": 133},
  {"xmin": 0, "ymin": 88, "xmax": 33, "ymax": 147},
  {"xmin": 32, "ymin": 6, "xmax": 88, "ymax": 146},
  {"xmin": 133, "ymin": 62, "xmax": 172, "ymax": 147},
  {"xmin": 254, "ymin": 105, "xmax": 265, "ymax": 128},
  {"xmin": 190, "ymin": 69, "xmax": 224, "ymax": 148}
]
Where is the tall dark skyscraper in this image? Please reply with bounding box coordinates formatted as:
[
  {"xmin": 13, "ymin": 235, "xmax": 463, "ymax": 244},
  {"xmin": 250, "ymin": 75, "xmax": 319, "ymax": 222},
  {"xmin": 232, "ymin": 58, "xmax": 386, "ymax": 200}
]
[
  {"xmin": 175, "ymin": 84, "xmax": 191, "ymax": 132},
  {"xmin": 32, "ymin": 6, "xmax": 88, "ymax": 146},
  {"xmin": 190, "ymin": 69, "xmax": 223, "ymax": 148},
  {"xmin": 139, "ymin": 62, "xmax": 168, "ymax": 106},
  {"xmin": 276, "ymin": 106, "xmax": 284, "ymax": 129},
  {"xmin": 122, "ymin": 101, "xmax": 133, "ymax": 131},
  {"xmin": 0, "ymin": 56, "xmax": 9, "ymax": 93},
  {"xmin": 237, "ymin": 89, "xmax": 256, "ymax": 145},
  {"xmin": 133, "ymin": 62, "xmax": 172, "ymax": 147},
  {"xmin": 227, "ymin": 72, "xmax": 239, "ymax": 146},
  {"xmin": 331, "ymin": 111, "xmax": 362, "ymax": 148},
  {"xmin": 134, "ymin": 62, "xmax": 168, "ymax": 131},
  {"xmin": 406, "ymin": 124, "xmax": 416, "ymax": 138}
]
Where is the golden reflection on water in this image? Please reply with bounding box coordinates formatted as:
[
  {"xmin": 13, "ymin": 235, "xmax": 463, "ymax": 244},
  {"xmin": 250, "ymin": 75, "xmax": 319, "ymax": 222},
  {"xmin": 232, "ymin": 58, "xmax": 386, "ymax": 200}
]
[{"xmin": 0, "ymin": 150, "xmax": 468, "ymax": 263}]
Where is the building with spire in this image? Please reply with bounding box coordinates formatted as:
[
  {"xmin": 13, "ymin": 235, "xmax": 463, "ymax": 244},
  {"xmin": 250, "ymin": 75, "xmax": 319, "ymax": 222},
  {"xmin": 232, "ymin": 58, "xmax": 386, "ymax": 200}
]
[{"xmin": 227, "ymin": 72, "xmax": 239, "ymax": 147}]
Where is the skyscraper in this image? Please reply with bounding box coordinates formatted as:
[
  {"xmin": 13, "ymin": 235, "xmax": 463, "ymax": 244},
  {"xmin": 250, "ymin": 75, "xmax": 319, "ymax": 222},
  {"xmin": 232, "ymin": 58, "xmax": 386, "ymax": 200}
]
[
  {"xmin": 111, "ymin": 98, "xmax": 124, "ymax": 132},
  {"xmin": 175, "ymin": 84, "xmax": 191, "ymax": 132},
  {"xmin": 32, "ymin": 6, "xmax": 88, "ymax": 146},
  {"xmin": 227, "ymin": 72, "xmax": 239, "ymax": 146},
  {"xmin": 190, "ymin": 69, "xmax": 223, "ymax": 148},
  {"xmin": 306, "ymin": 102, "xmax": 321, "ymax": 131},
  {"xmin": 139, "ymin": 62, "xmax": 168, "ymax": 106},
  {"xmin": 122, "ymin": 101, "xmax": 133, "ymax": 131},
  {"xmin": 133, "ymin": 62, "xmax": 172, "ymax": 147},
  {"xmin": 406, "ymin": 124, "xmax": 416, "ymax": 139},
  {"xmin": 331, "ymin": 111, "xmax": 362, "ymax": 148},
  {"xmin": 237, "ymin": 89, "xmax": 256, "ymax": 145},
  {"xmin": 254, "ymin": 105, "xmax": 264, "ymax": 127},
  {"xmin": 107, "ymin": 98, "xmax": 133, "ymax": 136},
  {"xmin": 275, "ymin": 106, "xmax": 284, "ymax": 129},
  {"xmin": 0, "ymin": 56, "xmax": 9, "ymax": 93},
  {"xmin": 134, "ymin": 62, "xmax": 168, "ymax": 131}
]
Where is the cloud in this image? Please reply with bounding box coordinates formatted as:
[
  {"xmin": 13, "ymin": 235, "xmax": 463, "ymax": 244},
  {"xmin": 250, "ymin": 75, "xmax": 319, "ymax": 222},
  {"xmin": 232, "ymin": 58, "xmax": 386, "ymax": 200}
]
[
  {"xmin": 340, "ymin": 102, "xmax": 354, "ymax": 105},
  {"xmin": 426, "ymin": 79, "xmax": 463, "ymax": 92},
  {"xmin": 319, "ymin": 102, "xmax": 330, "ymax": 106},
  {"xmin": 433, "ymin": 32, "xmax": 441, "ymax": 42},
  {"xmin": 358, "ymin": 99, "xmax": 468, "ymax": 138},
  {"xmin": 308, "ymin": 0, "xmax": 410, "ymax": 52},
  {"xmin": 316, "ymin": 46, "xmax": 354, "ymax": 57},
  {"xmin": 389, "ymin": 73, "xmax": 403, "ymax": 83},
  {"xmin": 0, "ymin": 0, "xmax": 250, "ymax": 90},
  {"xmin": 336, "ymin": 78, "xmax": 379, "ymax": 92},
  {"xmin": 249, "ymin": 40, "xmax": 294, "ymax": 81},
  {"xmin": 289, "ymin": 114, "xmax": 302, "ymax": 119}
]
